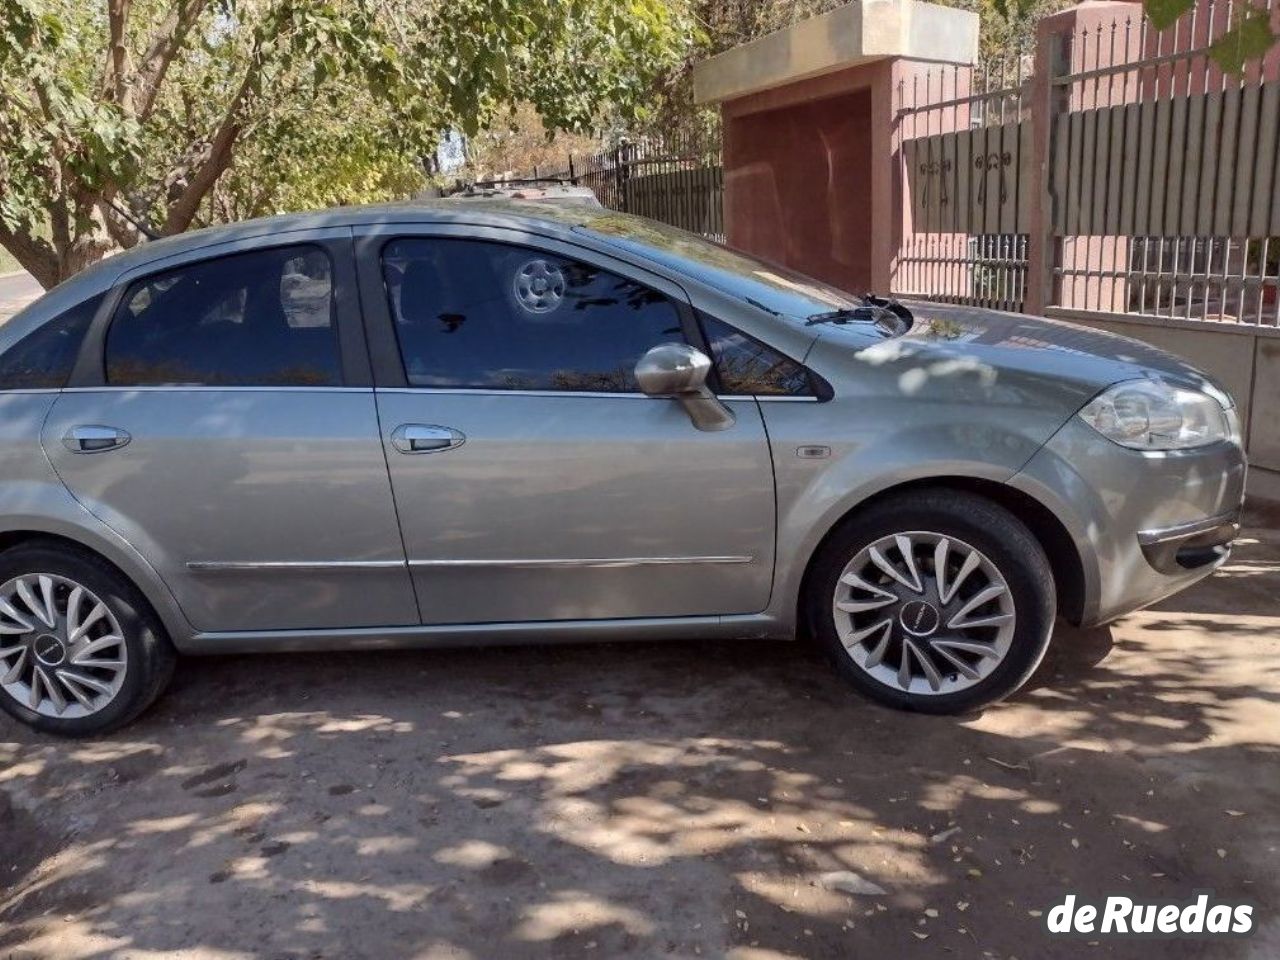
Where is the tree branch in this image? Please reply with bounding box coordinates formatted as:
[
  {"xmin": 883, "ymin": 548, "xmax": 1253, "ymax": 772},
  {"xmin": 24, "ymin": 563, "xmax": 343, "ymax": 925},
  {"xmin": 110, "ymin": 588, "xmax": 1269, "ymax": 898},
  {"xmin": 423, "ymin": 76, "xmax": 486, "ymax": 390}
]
[
  {"xmin": 129, "ymin": 0, "xmax": 211, "ymax": 120},
  {"xmin": 103, "ymin": 0, "xmax": 132, "ymax": 104},
  {"xmin": 96, "ymin": 198, "xmax": 144, "ymax": 250},
  {"xmin": 161, "ymin": 65, "xmax": 256, "ymax": 234}
]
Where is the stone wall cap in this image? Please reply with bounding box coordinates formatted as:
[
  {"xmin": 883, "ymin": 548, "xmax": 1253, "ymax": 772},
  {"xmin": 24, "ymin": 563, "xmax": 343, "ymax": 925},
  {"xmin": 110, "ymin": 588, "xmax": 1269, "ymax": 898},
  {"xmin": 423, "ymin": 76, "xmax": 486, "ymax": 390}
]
[{"xmin": 693, "ymin": 0, "xmax": 979, "ymax": 105}]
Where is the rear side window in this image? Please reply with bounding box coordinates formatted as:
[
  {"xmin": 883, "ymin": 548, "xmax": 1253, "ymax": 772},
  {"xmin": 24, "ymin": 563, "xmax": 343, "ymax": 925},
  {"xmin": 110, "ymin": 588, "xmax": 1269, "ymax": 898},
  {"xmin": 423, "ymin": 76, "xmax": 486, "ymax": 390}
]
[
  {"xmin": 105, "ymin": 246, "xmax": 341, "ymax": 386},
  {"xmin": 0, "ymin": 293, "xmax": 103, "ymax": 390},
  {"xmin": 382, "ymin": 237, "xmax": 686, "ymax": 392},
  {"xmin": 698, "ymin": 313, "xmax": 813, "ymax": 396}
]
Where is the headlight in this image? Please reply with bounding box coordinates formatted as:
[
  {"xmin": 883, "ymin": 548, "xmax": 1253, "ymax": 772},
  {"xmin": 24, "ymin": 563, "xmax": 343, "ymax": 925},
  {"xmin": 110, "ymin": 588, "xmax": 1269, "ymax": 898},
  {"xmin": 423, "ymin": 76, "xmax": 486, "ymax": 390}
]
[{"xmin": 1078, "ymin": 379, "xmax": 1232, "ymax": 450}]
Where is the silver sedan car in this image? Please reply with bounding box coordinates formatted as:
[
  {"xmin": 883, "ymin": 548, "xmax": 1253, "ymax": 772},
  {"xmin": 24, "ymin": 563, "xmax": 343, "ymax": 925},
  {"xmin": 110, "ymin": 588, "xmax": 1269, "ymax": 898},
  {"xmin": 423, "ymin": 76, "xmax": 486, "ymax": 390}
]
[{"xmin": 0, "ymin": 202, "xmax": 1246, "ymax": 735}]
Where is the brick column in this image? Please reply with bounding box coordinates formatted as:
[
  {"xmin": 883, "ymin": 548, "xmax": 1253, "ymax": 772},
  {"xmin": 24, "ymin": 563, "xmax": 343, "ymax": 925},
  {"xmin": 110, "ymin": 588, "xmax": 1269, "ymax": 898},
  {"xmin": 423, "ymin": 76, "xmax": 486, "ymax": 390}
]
[{"xmin": 1025, "ymin": 0, "xmax": 1143, "ymax": 315}]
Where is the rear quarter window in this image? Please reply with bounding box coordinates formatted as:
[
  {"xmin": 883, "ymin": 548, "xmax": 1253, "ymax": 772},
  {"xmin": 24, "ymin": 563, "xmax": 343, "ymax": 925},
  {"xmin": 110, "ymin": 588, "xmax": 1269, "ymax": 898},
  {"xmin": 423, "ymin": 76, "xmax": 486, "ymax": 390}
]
[{"xmin": 0, "ymin": 293, "xmax": 103, "ymax": 390}]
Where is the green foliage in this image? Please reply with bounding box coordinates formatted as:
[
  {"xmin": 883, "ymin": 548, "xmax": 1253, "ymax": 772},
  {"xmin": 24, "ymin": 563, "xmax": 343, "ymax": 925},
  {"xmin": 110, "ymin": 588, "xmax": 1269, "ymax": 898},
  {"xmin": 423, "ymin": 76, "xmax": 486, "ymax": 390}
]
[
  {"xmin": 987, "ymin": 0, "xmax": 1041, "ymax": 28},
  {"xmin": 1144, "ymin": 0, "xmax": 1195, "ymax": 30},
  {"xmin": 0, "ymin": 2, "xmax": 141, "ymax": 236},
  {"xmin": 1207, "ymin": 7, "xmax": 1277, "ymax": 74},
  {"xmin": 417, "ymin": 0, "xmax": 691, "ymax": 138},
  {"xmin": 0, "ymin": 0, "xmax": 695, "ymax": 287},
  {"xmin": 1122, "ymin": 0, "xmax": 1277, "ymax": 74}
]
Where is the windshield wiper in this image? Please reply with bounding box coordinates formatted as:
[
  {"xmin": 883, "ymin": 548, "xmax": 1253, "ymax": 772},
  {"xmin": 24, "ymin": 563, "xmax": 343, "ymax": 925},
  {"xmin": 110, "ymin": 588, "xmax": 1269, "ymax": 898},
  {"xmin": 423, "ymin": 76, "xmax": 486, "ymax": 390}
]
[
  {"xmin": 804, "ymin": 306, "xmax": 877, "ymax": 325},
  {"xmin": 805, "ymin": 295, "xmax": 912, "ymax": 335}
]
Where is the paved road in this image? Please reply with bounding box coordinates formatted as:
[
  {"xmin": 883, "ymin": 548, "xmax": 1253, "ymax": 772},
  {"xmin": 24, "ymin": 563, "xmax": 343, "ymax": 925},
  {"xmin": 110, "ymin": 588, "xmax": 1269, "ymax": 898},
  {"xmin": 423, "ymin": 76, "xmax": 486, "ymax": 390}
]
[
  {"xmin": 1, "ymin": 528, "xmax": 1277, "ymax": 960},
  {"xmin": 0, "ymin": 271, "xmax": 42, "ymax": 321}
]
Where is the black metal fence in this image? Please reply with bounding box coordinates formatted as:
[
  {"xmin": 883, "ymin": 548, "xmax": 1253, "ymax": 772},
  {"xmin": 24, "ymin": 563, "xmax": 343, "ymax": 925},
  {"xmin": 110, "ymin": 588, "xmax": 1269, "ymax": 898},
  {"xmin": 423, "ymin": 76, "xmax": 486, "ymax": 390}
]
[
  {"xmin": 896, "ymin": 55, "xmax": 1032, "ymax": 313},
  {"xmin": 529, "ymin": 129, "xmax": 725, "ymax": 240}
]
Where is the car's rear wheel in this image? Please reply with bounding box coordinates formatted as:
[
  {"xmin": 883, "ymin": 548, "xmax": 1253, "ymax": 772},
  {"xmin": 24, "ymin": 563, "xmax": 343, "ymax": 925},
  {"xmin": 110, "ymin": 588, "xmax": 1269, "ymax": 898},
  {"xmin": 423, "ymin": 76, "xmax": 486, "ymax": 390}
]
[
  {"xmin": 0, "ymin": 542, "xmax": 175, "ymax": 736},
  {"xmin": 806, "ymin": 489, "xmax": 1055, "ymax": 714}
]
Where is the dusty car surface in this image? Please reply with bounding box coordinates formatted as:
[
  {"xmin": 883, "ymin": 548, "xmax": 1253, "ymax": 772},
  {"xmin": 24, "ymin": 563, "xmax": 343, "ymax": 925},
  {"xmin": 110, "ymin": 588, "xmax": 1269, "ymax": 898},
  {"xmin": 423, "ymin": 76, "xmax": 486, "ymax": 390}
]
[
  {"xmin": 0, "ymin": 201, "xmax": 1245, "ymax": 735},
  {"xmin": 439, "ymin": 178, "xmax": 602, "ymax": 206}
]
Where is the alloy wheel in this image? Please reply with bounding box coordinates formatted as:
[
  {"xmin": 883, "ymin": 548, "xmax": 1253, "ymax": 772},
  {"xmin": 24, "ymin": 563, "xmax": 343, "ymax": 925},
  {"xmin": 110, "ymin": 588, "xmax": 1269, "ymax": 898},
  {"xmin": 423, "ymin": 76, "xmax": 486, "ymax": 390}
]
[
  {"xmin": 0, "ymin": 573, "xmax": 128, "ymax": 719},
  {"xmin": 832, "ymin": 531, "xmax": 1016, "ymax": 696}
]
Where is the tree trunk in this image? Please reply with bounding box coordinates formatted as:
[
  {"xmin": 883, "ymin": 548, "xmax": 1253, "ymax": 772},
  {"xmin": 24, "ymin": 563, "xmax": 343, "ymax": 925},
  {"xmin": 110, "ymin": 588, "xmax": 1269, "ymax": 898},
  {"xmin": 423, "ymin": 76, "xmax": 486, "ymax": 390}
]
[
  {"xmin": 0, "ymin": 224, "xmax": 60, "ymax": 290},
  {"xmin": 0, "ymin": 218, "xmax": 115, "ymax": 291},
  {"xmin": 61, "ymin": 234, "xmax": 115, "ymax": 285}
]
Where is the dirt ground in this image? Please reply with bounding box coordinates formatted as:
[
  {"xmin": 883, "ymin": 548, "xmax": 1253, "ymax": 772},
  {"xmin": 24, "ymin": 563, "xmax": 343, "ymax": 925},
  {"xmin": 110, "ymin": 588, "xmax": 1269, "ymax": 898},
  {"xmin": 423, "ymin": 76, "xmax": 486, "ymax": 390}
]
[
  {"xmin": 0, "ymin": 271, "xmax": 41, "ymax": 322},
  {"xmin": 1, "ymin": 528, "xmax": 1277, "ymax": 960}
]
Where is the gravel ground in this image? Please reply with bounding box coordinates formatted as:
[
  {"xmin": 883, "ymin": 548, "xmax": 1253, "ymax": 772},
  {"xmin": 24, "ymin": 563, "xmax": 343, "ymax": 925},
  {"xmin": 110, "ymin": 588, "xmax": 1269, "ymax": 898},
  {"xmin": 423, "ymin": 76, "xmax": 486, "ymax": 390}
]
[{"xmin": 1, "ymin": 528, "xmax": 1277, "ymax": 960}]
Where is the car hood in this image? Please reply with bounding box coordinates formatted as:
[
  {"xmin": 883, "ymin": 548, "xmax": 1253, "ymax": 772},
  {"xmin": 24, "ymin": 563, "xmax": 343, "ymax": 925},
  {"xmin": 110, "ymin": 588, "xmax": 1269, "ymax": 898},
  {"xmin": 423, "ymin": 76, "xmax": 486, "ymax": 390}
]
[{"xmin": 811, "ymin": 301, "xmax": 1233, "ymax": 409}]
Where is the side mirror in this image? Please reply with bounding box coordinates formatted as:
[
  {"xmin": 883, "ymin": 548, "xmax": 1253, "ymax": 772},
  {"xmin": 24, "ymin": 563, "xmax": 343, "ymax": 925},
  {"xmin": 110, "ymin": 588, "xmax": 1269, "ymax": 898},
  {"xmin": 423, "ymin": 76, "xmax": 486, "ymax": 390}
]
[{"xmin": 634, "ymin": 343, "xmax": 735, "ymax": 432}]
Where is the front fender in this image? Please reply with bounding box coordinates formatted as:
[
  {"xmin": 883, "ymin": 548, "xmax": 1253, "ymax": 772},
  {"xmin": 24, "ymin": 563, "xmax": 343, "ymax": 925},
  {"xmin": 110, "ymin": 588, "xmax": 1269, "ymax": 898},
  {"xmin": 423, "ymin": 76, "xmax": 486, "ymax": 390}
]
[{"xmin": 759, "ymin": 398, "xmax": 1064, "ymax": 631}]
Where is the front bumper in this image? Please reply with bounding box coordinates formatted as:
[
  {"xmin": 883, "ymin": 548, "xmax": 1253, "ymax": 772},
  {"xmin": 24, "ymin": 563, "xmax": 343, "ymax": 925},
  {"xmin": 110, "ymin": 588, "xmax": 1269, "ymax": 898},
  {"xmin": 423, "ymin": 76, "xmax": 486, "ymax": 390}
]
[{"xmin": 1011, "ymin": 418, "xmax": 1247, "ymax": 626}]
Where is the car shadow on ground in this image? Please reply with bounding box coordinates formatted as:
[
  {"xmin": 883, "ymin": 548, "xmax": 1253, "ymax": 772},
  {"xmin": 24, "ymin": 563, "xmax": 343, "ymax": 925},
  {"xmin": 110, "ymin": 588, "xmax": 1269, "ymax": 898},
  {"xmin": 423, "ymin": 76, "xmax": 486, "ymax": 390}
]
[{"xmin": 1, "ymin": 539, "xmax": 1278, "ymax": 959}]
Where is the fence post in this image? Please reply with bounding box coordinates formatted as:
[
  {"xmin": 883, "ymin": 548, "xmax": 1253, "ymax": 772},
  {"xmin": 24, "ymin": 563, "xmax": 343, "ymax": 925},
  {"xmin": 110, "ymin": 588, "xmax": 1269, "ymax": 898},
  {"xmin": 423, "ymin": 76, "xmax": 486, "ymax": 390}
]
[
  {"xmin": 614, "ymin": 143, "xmax": 630, "ymax": 213},
  {"xmin": 1026, "ymin": 18, "xmax": 1070, "ymax": 316}
]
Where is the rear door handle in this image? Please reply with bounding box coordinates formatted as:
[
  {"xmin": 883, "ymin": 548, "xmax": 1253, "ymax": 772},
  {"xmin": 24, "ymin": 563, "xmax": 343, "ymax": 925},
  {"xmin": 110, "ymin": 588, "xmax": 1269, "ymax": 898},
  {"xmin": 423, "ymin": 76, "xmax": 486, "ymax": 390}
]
[
  {"xmin": 391, "ymin": 424, "xmax": 465, "ymax": 454},
  {"xmin": 62, "ymin": 425, "xmax": 131, "ymax": 454}
]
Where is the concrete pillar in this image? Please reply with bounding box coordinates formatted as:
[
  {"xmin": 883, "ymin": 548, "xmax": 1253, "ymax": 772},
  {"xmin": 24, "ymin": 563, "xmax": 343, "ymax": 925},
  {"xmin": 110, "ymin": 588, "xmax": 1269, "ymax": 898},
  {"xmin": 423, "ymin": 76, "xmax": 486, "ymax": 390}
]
[{"xmin": 693, "ymin": 0, "xmax": 979, "ymax": 295}]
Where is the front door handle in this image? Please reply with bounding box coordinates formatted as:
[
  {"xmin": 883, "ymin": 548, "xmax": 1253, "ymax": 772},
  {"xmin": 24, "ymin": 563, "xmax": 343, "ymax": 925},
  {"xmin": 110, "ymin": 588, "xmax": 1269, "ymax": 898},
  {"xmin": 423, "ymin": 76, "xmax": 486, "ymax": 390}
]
[
  {"xmin": 62, "ymin": 425, "xmax": 131, "ymax": 454},
  {"xmin": 391, "ymin": 424, "xmax": 465, "ymax": 454}
]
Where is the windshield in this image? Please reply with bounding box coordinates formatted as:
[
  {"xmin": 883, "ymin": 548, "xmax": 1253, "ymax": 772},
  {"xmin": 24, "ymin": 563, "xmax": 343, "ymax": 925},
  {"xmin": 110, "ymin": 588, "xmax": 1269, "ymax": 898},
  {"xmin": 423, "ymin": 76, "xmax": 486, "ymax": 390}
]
[{"xmin": 575, "ymin": 215, "xmax": 862, "ymax": 319}]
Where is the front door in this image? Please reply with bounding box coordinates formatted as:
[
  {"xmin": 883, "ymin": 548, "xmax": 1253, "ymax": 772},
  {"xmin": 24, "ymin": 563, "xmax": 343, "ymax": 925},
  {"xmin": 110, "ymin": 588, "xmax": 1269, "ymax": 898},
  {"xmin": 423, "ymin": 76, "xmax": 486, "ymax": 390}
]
[
  {"xmin": 362, "ymin": 229, "xmax": 775, "ymax": 625},
  {"xmin": 42, "ymin": 236, "xmax": 418, "ymax": 633}
]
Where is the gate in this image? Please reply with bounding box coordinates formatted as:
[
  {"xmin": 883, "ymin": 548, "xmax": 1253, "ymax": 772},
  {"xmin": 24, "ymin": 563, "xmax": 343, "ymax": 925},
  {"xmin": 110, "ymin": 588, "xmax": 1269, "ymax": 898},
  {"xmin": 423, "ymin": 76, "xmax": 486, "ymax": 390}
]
[{"xmin": 895, "ymin": 57, "xmax": 1032, "ymax": 313}]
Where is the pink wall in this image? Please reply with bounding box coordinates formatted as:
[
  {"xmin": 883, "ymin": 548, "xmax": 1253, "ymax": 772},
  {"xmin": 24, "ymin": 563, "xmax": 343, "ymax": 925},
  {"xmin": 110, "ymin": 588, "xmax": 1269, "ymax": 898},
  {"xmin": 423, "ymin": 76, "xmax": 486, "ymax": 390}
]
[
  {"xmin": 724, "ymin": 90, "xmax": 874, "ymax": 292},
  {"xmin": 721, "ymin": 61, "xmax": 898, "ymax": 294}
]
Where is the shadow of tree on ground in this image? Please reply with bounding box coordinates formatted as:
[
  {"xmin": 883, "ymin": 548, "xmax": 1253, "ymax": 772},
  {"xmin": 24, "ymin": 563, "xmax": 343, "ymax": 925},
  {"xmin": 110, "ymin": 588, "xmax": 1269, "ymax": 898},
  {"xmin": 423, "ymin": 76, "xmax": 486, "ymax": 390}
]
[{"xmin": 1, "ymin": 532, "xmax": 1277, "ymax": 959}]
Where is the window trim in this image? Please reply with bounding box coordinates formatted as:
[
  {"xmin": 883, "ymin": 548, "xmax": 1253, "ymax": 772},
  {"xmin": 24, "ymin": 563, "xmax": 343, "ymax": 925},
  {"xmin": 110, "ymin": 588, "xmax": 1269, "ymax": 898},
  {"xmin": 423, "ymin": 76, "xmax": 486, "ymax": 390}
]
[
  {"xmin": 353, "ymin": 224, "xmax": 703, "ymax": 393},
  {"xmin": 69, "ymin": 231, "xmax": 371, "ymax": 390}
]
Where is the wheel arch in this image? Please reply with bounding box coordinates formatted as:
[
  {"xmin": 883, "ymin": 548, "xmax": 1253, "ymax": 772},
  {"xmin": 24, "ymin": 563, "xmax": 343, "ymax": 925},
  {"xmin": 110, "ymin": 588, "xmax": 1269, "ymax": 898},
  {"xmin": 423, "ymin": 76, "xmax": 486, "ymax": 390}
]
[
  {"xmin": 795, "ymin": 476, "xmax": 1087, "ymax": 632},
  {"xmin": 0, "ymin": 525, "xmax": 191, "ymax": 645}
]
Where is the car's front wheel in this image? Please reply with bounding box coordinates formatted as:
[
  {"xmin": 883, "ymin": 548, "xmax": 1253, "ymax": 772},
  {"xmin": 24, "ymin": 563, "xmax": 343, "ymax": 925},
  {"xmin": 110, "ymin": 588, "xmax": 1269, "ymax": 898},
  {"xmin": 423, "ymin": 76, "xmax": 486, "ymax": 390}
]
[
  {"xmin": 807, "ymin": 489, "xmax": 1055, "ymax": 714},
  {"xmin": 0, "ymin": 542, "xmax": 176, "ymax": 736}
]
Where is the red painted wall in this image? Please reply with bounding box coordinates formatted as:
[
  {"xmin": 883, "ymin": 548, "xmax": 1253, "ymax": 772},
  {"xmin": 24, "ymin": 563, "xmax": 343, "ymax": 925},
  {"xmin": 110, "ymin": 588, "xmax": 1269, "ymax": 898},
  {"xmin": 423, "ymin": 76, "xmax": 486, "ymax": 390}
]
[{"xmin": 723, "ymin": 89, "xmax": 874, "ymax": 294}]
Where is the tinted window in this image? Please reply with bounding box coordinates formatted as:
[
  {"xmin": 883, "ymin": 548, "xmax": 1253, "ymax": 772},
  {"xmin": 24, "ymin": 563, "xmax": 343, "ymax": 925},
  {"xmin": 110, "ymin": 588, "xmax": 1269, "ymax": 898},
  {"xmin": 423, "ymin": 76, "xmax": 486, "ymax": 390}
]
[
  {"xmin": 383, "ymin": 238, "xmax": 685, "ymax": 392},
  {"xmin": 699, "ymin": 313, "xmax": 812, "ymax": 396},
  {"xmin": 106, "ymin": 246, "xmax": 341, "ymax": 386},
  {"xmin": 578, "ymin": 216, "xmax": 862, "ymax": 319},
  {"xmin": 0, "ymin": 293, "xmax": 103, "ymax": 390}
]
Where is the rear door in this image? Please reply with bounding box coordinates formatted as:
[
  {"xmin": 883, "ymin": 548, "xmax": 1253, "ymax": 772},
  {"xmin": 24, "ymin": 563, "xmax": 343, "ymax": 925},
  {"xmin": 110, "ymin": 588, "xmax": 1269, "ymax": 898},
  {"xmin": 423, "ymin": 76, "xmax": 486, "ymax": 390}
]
[
  {"xmin": 41, "ymin": 232, "xmax": 418, "ymax": 633},
  {"xmin": 357, "ymin": 225, "xmax": 776, "ymax": 625}
]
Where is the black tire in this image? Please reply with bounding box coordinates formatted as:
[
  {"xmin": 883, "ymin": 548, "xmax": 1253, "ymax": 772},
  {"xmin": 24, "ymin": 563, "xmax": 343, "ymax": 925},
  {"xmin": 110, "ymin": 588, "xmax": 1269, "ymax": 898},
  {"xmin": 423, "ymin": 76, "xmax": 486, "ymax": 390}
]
[
  {"xmin": 805, "ymin": 489, "xmax": 1055, "ymax": 714},
  {"xmin": 0, "ymin": 541, "xmax": 176, "ymax": 737}
]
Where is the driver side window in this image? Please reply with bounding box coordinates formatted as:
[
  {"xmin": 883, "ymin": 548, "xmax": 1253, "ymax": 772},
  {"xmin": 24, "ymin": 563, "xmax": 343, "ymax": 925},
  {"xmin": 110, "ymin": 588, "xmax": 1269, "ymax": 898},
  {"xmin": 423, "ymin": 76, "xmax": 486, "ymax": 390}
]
[{"xmin": 382, "ymin": 238, "xmax": 686, "ymax": 392}]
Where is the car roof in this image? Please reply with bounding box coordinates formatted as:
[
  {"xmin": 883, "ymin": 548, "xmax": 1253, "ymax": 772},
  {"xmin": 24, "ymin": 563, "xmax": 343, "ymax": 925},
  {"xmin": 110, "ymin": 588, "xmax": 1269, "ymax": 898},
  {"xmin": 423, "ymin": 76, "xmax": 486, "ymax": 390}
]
[{"xmin": 69, "ymin": 200, "xmax": 611, "ymax": 293}]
